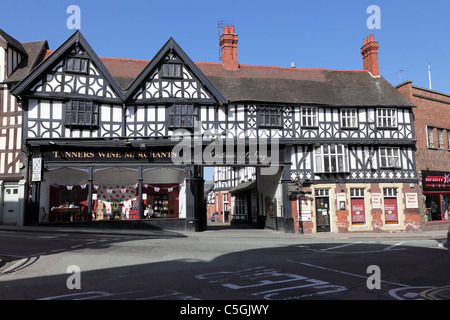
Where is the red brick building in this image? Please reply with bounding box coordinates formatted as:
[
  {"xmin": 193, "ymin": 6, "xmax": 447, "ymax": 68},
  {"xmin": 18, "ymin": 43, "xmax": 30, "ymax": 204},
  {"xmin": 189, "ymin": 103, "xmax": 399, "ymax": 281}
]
[{"xmin": 397, "ymin": 81, "xmax": 450, "ymax": 230}]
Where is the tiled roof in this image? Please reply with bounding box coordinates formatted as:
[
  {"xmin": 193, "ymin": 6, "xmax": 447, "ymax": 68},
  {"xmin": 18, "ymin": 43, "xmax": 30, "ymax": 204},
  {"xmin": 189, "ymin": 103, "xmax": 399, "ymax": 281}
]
[
  {"xmin": 0, "ymin": 29, "xmax": 27, "ymax": 54},
  {"xmin": 3, "ymin": 40, "xmax": 49, "ymax": 84},
  {"xmin": 11, "ymin": 40, "xmax": 414, "ymax": 108},
  {"xmin": 197, "ymin": 63, "xmax": 415, "ymax": 107}
]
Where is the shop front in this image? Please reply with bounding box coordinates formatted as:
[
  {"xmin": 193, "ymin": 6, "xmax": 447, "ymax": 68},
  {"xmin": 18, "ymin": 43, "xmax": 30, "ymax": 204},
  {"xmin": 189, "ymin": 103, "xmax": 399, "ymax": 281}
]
[
  {"xmin": 422, "ymin": 171, "xmax": 450, "ymax": 228},
  {"xmin": 294, "ymin": 182, "xmax": 422, "ymax": 234},
  {"xmin": 29, "ymin": 146, "xmax": 198, "ymax": 231}
]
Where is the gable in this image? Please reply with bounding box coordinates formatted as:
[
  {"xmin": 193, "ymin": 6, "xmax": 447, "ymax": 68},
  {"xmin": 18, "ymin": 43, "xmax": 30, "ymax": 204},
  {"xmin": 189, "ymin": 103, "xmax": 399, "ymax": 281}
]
[
  {"xmin": 125, "ymin": 38, "xmax": 226, "ymax": 105},
  {"xmin": 11, "ymin": 31, "xmax": 123, "ymax": 102},
  {"xmin": 131, "ymin": 51, "xmax": 211, "ymax": 101}
]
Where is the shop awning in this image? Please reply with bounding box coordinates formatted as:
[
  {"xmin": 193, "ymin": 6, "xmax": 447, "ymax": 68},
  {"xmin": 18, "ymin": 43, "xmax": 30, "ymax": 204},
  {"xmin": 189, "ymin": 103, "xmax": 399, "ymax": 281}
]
[{"xmin": 228, "ymin": 181, "xmax": 256, "ymax": 194}]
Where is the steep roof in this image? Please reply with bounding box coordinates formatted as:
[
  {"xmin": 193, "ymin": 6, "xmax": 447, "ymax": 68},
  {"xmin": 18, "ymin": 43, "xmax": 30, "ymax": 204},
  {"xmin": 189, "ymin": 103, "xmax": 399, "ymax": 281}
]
[
  {"xmin": 0, "ymin": 29, "xmax": 27, "ymax": 54},
  {"xmin": 196, "ymin": 63, "xmax": 415, "ymax": 107},
  {"xmin": 41, "ymin": 50, "xmax": 149, "ymax": 90},
  {"xmin": 3, "ymin": 40, "xmax": 49, "ymax": 84},
  {"xmin": 7, "ymin": 30, "xmax": 414, "ymax": 108}
]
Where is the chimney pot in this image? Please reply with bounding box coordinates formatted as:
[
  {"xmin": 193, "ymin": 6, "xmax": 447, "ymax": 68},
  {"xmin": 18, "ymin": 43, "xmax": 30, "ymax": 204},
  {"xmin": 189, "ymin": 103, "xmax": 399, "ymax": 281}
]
[
  {"xmin": 220, "ymin": 25, "xmax": 239, "ymax": 70},
  {"xmin": 361, "ymin": 34, "xmax": 380, "ymax": 77}
]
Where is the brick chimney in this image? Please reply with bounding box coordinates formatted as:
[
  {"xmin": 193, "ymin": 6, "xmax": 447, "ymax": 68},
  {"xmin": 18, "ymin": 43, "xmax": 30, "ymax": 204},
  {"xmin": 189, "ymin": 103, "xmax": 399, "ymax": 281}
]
[
  {"xmin": 219, "ymin": 25, "xmax": 239, "ymax": 70},
  {"xmin": 361, "ymin": 34, "xmax": 380, "ymax": 77}
]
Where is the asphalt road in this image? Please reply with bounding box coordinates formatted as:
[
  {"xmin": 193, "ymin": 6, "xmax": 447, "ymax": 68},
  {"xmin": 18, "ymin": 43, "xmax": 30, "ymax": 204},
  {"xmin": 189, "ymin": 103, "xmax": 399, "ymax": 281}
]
[{"xmin": 0, "ymin": 225, "xmax": 449, "ymax": 305}]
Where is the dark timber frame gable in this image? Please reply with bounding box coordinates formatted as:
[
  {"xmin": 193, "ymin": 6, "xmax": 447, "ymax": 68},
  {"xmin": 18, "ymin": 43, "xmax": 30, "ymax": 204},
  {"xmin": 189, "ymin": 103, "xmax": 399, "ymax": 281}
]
[
  {"xmin": 124, "ymin": 37, "xmax": 227, "ymax": 105},
  {"xmin": 11, "ymin": 31, "xmax": 124, "ymax": 102}
]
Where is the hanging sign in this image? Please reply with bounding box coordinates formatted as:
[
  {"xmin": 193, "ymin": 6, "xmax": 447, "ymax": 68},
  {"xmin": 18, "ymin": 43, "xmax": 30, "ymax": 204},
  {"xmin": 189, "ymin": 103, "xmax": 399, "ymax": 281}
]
[{"xmin": 32, "ymin": 158, "xmax": 42, "ymax": 182}]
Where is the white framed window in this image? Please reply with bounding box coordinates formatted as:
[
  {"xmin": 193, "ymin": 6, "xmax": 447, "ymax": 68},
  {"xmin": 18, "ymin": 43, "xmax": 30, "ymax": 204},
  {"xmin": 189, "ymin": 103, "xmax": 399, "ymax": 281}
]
[
  {"xmin": 314, "ymin": 144, "xmax": 349, "ymax": 173},
  {"xmin": 379, "ymin": 147, "xmax": 400, "ymax": 168},
  {"xmin": 376, "ymin": 108, "xmax": 397, "ymax": 128},
  {"xmin": 301, "ymin": 107, "xmax": 318, "ymax": 127},
  {"xmin": 350, "ymin": 188, "xmax": 365, "ymax": 197},
  {"xmin": 447, "ymin": 130, "xmax": 450, "ymax": 150},
  {"xmin": 350, "ymin": 188, "xmax": 366, "ymax": 225},
  {"xmin": 315, "ymin": 189, "xmax": 329, "ymax": 197},
  {"xmin": 223, "ymin": 193, "xmax": 229, "ymax": 213},
  {"xmin": 341, "ymin": 108, "xmax": 358, "ymax": 128},
  {"xmin": 383, "ymin": 188, "xmax": 398, "ymax": 197},
  {"xmin": 437, "ymin": 128, "xmax": 444, "ymax": 149},
  {"xmin": 427, "ymin": 126, "xmax": 435, "ymax": 148},
  {"xmin": 383, "ymin": 188, "xmax": 399, "ymax": 224}
]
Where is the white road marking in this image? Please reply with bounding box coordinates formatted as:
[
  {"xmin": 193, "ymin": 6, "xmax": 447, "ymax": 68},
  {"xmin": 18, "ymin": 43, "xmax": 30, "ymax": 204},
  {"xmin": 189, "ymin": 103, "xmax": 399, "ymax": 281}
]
[
  {"xmin": 320, "ymin": 242, "xmax": 361, "ymax": 251},
  {"xmin": 287, "ymin": 260, "xmax": 409, "ymax": 288}
]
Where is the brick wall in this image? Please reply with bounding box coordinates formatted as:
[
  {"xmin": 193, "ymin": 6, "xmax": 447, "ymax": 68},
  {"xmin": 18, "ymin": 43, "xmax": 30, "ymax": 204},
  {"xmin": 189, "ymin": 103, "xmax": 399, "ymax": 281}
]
[{"xmin": 397, "ymin": 81, "xmax": 450, "ymax": 172}]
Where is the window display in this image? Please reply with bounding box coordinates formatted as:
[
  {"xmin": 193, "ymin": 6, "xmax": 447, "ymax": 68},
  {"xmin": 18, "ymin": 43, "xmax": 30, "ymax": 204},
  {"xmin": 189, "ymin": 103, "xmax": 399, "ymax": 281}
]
[
  {"xmin": 424, "ymin": 193, "xmax": 450, "ymax": 221},
  {"xmin": 144, "ymin": 183, "xmax": 180, "ymax": 219},
  {"xmin": 49, "ymin": 185, "xmax": 88, "ymax": 222}
]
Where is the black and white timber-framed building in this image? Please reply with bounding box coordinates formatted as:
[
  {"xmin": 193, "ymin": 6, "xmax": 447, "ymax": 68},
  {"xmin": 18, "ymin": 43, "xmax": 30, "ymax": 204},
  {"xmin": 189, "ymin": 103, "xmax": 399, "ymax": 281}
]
[{"xmin": 3, "ymin": 27, "xmax": 421, "ymax": 233}]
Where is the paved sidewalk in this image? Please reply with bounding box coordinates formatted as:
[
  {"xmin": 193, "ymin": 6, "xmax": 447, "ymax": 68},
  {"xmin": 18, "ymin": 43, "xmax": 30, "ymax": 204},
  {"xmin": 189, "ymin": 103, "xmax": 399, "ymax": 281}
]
[{"xmin": 0, "ymin": 224, "xmax": 448, "ymax": 240}]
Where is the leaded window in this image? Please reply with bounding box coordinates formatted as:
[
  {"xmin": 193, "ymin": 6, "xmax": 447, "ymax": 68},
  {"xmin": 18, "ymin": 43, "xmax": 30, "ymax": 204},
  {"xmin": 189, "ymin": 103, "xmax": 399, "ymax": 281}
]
[
  {"xmin": 259, "ymin": 106, "xmax": 282, "ymax": 127},
  {"xmin": 161, "ymin": 63, "xmax": 182, "ymax": 78},
  {"xmin": 65, "ymin": 100, "xmax": 98, "ymax": 127},
  {"xmin": 65, "ymin": 57, "xmax": 89, "ymax": 74},
  {"xmin": 168, "ymin": 104, "xmax": 198, "ymax": 129}
]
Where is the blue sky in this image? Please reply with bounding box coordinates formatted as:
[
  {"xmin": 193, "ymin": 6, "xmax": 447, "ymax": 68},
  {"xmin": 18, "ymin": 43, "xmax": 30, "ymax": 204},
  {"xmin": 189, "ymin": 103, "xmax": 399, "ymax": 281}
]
[{"xmin": 3, "ymin": 0, "xmax": 449, "ymax": 180}]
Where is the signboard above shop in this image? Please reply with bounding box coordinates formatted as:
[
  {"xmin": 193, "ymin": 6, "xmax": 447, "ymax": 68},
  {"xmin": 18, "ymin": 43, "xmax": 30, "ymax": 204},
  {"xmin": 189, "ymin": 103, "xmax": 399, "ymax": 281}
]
[
  {"xmin": 44, "ymin": 149, "xmax": 175, "ymax": 163},
  {"xmin": 41, "ymin": 144, "xmax": 284, "ymax": 167},
  {"xmin": 422, "ymin": 171, "xmax": 450, "ymax": 192}
]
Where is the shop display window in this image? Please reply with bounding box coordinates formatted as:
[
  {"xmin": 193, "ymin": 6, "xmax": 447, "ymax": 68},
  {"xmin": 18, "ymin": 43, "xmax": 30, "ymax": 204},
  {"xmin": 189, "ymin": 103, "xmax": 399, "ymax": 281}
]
[
  {"xmin": 93, "ymin": 185, "xmax": 140, "ymax": 221},
  {"xmin": 424, "ymin": 193, "xmax": 450, "ymax": 221},
  {"xmin": 49, "ymin": 185, "xmax": 89, "ymax": 222},
  {"xmin": 144, "ymin": 183, "xmax": 180, "ymax": 219},
  {"xmin": 42, "ymin": 168, "xmax": 184, "ymax": 223}
]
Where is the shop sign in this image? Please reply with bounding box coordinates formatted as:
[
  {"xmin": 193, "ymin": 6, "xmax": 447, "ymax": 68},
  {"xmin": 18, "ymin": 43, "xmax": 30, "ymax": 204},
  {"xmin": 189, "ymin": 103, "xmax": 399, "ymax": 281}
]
[
  {"xmin": 405, "ymin": 193, "xmax": 418, "ymax": 209},
  {"xmin": 336, "ymin": 193, "xmax": 346, "ymax": 209},
  {"xmin": 422, "ymin": 171, "xmax": 450, "ymax": 192},
  {"xmin": 299, "ymin": 197, "xmax": 312, "ymax": 221},
  {"xmin": 371, "ymin": 193, "xmax": 381, "ymax": 209},
  {"xmin": 32, "ymin": 158, "xmax": 42, "ymax": 182},
  {"xmin": 44, "ymin": 149, "xmax": 176, "ymax": 163}
]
